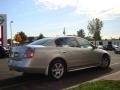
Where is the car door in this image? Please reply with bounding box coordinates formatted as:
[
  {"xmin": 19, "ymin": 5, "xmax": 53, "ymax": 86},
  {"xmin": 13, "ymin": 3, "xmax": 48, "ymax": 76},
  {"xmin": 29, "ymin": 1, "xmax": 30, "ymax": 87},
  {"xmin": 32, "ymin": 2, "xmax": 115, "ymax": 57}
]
[
  {"xmin": 55, "ymin": 37, "xmax": 84, "ymax": 68},
  {"xmin": 76, "ymin": 38, "xmax": 99, "ymax": 66}
]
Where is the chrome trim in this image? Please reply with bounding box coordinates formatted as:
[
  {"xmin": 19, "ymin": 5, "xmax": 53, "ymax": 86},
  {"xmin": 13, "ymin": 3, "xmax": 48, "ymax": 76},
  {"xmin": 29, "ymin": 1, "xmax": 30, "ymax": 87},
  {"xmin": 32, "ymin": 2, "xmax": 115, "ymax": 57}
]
[
  {"xmin": 68, "ymin": 65, "xmax": 97, "ymax": 72},
  {"xmin": 45, "ymin": 66, "xmax": 49, "ymax": 75}
]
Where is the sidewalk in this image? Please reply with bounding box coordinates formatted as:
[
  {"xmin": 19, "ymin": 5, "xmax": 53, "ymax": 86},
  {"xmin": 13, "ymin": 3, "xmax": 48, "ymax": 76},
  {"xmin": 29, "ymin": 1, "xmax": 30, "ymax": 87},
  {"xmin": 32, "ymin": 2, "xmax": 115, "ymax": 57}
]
[
  {"xmin": 99, "ymin": 70, "xmax": 120, "ymax": 80},
  {"xmin": 64, "ymin": 71, "xmax": 120, "ymax": 90}
]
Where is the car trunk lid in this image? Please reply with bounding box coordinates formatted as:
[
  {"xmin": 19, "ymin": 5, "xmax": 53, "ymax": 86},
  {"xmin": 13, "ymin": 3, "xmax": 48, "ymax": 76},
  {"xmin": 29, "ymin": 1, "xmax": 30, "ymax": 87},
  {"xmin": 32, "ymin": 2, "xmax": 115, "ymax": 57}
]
[{"xmin": 11, "ymin": 46, "xmax": 29, "ymax": 60}]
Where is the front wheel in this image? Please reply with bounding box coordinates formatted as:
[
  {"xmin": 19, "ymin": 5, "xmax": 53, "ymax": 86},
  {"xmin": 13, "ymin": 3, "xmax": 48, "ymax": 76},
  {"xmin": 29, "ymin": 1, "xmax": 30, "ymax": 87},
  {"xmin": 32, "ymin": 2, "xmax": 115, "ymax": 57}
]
[
  {"xmin": 48, "ymin": 60, "xmax": 66, "ymax": 80},
  {"xmin": 100, "ymin": 55, "xmax": 110, "ymax": 69}
]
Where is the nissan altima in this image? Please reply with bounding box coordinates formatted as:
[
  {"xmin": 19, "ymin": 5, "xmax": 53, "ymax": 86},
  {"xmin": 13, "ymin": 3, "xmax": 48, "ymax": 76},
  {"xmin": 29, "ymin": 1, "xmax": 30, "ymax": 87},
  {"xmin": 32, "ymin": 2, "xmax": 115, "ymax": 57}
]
[{"xmin": 8, "ymin": 36, "xmax": 111, "ymax": 80}]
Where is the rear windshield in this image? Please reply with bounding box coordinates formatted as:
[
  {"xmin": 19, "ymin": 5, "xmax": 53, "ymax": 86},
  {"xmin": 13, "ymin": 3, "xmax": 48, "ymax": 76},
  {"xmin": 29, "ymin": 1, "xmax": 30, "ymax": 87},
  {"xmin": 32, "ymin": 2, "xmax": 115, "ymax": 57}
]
[{"xmin": 29, "ymin": 38, "xmax": 53, "ymax": 46}]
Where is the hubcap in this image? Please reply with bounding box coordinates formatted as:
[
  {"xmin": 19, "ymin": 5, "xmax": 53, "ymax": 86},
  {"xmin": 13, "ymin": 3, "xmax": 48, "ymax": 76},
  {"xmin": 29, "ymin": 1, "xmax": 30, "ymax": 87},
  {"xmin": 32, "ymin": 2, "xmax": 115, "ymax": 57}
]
[
  {"xmin": 51, "ymin": 63, "xmax": 64, "ymax": 79},
  {"xmin": 102, "ymin": 57, "xmax": 109, "ymax": 68}
]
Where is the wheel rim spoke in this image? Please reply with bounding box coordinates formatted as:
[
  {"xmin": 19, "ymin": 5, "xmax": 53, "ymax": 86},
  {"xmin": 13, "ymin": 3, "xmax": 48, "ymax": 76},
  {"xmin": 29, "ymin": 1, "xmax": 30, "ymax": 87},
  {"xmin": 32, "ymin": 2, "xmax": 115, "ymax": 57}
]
[
  {"xmin": 102, "ymin": 57, "xmax": 109, "ymax": 67},
  {"xmin": 51, "ymin": 63, "xmax": 64, "ymax": 79}
]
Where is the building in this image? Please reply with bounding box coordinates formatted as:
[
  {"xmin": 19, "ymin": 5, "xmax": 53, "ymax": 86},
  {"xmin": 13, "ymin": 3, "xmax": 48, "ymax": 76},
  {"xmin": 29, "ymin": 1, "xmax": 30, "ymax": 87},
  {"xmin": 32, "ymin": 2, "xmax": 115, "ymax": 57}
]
[
  {"xmin": 91, "ymin": 39, "xmax": 120, "ymax": 46},
  {"xmin": 0, "ymin": 14, "xmax": 7, "ymax": 47}
]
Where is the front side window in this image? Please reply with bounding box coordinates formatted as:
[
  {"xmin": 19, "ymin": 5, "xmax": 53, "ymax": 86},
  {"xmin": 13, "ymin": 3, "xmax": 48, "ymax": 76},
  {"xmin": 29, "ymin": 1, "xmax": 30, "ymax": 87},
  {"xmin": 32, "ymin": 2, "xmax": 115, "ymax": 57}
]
[
  {"xmin": 55, "ymin": 37, "xmax": 78, "ymax": 47},
  {"xmin": 77, "ymin": 38, "xmax": 93, "ymax": 48}
]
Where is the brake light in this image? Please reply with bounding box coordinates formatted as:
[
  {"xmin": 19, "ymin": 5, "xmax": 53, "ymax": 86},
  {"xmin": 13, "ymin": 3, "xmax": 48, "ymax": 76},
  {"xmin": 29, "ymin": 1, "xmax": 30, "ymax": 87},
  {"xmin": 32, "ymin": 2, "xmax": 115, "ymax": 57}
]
[{"xmin": 25, "ymin": 48, "xmax": 34, "ymax": 58}]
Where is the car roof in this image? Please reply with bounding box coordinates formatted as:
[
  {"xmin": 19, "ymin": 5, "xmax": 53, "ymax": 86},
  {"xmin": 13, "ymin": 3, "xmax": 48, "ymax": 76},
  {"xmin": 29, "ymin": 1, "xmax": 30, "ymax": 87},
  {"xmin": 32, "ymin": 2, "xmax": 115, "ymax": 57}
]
[{"xmin": 45, "ymin": 36, "xmax": 78, "ymax": 40}]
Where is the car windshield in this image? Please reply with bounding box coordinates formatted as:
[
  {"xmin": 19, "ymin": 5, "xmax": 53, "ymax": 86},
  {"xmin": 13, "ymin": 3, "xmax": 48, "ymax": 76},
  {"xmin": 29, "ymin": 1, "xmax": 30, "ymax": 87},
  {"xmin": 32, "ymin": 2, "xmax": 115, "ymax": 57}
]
[{"xmin": 29, "ymin": 38, "xmax": 53, "ymax": 46}]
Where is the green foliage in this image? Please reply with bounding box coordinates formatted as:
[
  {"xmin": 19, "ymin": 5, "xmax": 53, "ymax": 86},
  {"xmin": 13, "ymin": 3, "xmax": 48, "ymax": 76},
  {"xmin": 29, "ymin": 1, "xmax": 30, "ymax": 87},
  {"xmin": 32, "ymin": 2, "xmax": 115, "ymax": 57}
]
[
  {"xmin": 28, "ymin": 37, "xmax": 34, "ymax": 43},
  {"xmin": 14, "ymin": 31, "xmax": 27, "ymax": 44},
  {"xmin": 7, "ymin": 39, "xmax": 12, "ymax": 45},
  {"xmin": 70, "ymin": 80, "xmax": 120, "ymax": 90},
  {"xmin": 19, "ymin": 31, "xmax": 27, "ymax": 43},
  {"xmin": 93, "ymin": 31, "xmax": 101, "ymax": 40},
  {"xmin": 37, "ymin": 33, "xmax": 45, "ymax": 39},
  {"xmin": 77, "ymin": 29, "xmax": 85, "ymax": 38},
  {"xmin": 87, "ymin": 18, "xmax": 103, "ymax": 40}
]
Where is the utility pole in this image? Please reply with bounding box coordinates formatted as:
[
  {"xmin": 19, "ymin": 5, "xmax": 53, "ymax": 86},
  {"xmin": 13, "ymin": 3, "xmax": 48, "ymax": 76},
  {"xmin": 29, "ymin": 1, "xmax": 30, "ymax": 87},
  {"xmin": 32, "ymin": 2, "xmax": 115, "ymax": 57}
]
[
  {"xmin": 10, "ymin": 21, "xmax": 13, "ymax": 53},
  {"xmin": 63, "ymin": 27, "xmax": 66, "ymax": 36}
]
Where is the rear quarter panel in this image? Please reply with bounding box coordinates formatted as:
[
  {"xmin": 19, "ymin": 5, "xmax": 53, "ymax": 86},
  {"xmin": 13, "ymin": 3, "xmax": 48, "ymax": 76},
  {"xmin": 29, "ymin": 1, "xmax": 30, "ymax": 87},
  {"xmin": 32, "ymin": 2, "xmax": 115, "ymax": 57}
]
[{"xmin": 29, "ymin": 46, "xmax": 66, "ymax": 69}]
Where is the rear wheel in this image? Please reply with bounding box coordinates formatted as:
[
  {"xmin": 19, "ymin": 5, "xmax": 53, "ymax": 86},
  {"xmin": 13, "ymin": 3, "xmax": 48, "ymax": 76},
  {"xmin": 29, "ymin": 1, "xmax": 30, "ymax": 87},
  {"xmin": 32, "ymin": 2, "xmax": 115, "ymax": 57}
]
[
  {"xmin": 48, "ymin": 60, "xmax": 66, "ymax": 80},
  {"xmin": 100, "ymin": 55, "xmax": 110, "ymax": 69}
]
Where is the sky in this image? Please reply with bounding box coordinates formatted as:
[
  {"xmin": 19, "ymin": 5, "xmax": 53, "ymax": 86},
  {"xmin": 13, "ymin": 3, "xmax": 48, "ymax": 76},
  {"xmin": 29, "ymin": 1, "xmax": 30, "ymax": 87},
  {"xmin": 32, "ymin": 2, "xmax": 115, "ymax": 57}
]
[{"xmin": 0, "ymin": 0, "xmax": 120, "ymax": 39}]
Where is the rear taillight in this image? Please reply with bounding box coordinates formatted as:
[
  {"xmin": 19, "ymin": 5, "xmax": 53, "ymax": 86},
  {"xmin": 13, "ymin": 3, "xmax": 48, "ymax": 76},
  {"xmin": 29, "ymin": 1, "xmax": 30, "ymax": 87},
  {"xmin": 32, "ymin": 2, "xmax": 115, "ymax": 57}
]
[{"xmin": 25, "ymin": 48, "xmax": 34, "ymax": 58}]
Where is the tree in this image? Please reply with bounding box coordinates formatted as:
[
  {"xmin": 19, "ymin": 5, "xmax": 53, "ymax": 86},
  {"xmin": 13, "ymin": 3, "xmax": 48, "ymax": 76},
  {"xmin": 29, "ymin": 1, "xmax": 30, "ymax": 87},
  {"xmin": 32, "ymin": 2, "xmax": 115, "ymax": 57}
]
[
  {"xmin": 77, "ymin": 29, "xmax": 85, "ymax": 38},
  {"xmin": 14, "ymin": 33, "xmax": 22, "ymax": 42},
  {"xmin": 7, "ymin": 39, "xmax": 12, "ymax": 45},
  {"xmin": 87, "ymin": 18, "xmax": 103, "ymax": 40},
  {"xmin": 28, "ymin": 37, "xmax": 35, "ymax": 43},
  {"xmin": 87, "ymin": 18, "xmax": 103, "ymax": 46},
  {"xmin": 14, "ymin": 31, "xmax": 27, "ymax": 44},
  {"xmin": 37, "ymin": 33, "xmax": 44, "ymax": 40}
]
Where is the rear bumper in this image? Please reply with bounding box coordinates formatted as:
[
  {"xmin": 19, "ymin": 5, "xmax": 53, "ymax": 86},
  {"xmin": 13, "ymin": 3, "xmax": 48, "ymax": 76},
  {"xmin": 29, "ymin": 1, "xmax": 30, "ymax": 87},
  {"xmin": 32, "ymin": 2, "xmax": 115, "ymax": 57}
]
[
  {"xmin": 9, "ymin": 66, "xmax": 45, "ymax": 74},
  {"xmin": 8, "ymin": 59, "xmax": 46, "ymax": 74}
]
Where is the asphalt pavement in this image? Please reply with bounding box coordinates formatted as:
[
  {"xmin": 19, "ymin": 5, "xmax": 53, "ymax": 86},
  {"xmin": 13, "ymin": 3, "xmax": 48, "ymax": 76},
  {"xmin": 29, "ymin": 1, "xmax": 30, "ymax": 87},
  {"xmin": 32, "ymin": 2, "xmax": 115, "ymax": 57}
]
[{"xmin": 0, "ymin": 51, "xmax": 119, "ymax": 90}]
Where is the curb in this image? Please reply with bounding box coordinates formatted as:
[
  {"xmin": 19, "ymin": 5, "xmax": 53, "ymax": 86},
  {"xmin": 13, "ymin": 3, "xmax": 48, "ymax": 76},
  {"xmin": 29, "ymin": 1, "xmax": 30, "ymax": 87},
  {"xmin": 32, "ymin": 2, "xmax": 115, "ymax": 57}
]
[{"xmin": 63, "ymin": 70, "xmax": 120, "ymax": 90}]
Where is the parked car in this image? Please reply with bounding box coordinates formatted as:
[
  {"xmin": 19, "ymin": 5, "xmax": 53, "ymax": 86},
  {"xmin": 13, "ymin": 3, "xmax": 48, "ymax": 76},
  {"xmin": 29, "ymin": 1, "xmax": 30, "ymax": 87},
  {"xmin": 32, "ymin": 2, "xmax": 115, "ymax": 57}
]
[
  {"xmin": 8, "ymin": 36, "xmax": 111, "ymax": 80},
  {"xmin": 103, "ymin": 44, "xmax": 118, "ymax": 51},
  {"xmin": 97, "ymin": 45, "xmax": 104, "ymax": 49},
  {"xmin": 114, "ymin": 46, "xmax": 120, "ymax": 54},
  {"xmin": 0, "ymin": 46, "xmax": 9, "ymax": 58}
]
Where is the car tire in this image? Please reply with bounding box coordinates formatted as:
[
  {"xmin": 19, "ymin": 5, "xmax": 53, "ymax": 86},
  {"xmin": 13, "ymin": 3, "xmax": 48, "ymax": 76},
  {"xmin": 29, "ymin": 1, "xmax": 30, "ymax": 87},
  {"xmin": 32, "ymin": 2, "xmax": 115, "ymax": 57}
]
[
  {"xmin": 48, "ymin": 60, "xmax": 66, "ymax": 80},
  {"xmin": 100, "ymin": 55, "xmax": 110, "ymax": 69}
]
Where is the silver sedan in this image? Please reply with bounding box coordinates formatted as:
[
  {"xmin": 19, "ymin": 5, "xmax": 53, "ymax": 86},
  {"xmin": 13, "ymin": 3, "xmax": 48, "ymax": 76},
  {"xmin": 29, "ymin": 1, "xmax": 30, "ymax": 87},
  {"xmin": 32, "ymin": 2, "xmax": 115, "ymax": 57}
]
[{"xmin": 8, "ymin": 36, "xmax": 111, "ymax": 80}]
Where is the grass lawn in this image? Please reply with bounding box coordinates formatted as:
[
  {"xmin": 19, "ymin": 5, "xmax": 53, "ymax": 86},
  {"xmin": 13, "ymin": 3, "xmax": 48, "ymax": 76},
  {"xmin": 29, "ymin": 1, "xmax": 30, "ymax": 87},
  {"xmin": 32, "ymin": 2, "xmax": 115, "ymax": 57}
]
[{"xmin": 69, "ymin": 80, "xmax": 120, "ymax": 90}]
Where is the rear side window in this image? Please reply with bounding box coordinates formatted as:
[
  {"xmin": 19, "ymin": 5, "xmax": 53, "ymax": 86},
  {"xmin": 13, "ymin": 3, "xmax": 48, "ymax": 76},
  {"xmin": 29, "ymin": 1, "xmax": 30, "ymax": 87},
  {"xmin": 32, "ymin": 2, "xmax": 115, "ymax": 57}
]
[
  {"xmin": 29, "ymin": 38, "xmax": 53, "ymax": 46},
  {"xmin": 55, "ymin": 37, "xmax": 78, "ymax": 47}
]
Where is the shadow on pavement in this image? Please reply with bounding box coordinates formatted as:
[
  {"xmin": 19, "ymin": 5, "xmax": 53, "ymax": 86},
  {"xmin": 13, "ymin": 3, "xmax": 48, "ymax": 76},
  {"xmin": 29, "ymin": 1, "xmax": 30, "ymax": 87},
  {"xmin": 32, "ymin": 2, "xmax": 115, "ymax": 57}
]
[{"xmin": 0, "ymin": 67, "xmax": 113, "ymax": 90}]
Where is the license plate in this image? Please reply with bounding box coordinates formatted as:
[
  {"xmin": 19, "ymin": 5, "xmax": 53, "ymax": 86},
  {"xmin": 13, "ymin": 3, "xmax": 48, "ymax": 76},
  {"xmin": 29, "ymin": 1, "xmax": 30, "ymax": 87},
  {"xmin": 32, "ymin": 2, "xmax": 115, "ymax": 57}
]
[
  {"xmin": 11, "ymin": 52, "xmax": 19, "ymax": 57},
  {"xmin": 14, "ymin": 53, "xmax": 19, "ymax": 57}
]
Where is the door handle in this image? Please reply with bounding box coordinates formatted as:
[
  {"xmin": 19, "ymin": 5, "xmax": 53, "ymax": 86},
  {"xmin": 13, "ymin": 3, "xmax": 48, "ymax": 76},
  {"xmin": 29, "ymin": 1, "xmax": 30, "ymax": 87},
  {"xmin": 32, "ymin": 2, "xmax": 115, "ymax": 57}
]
[{"xmin": 62, "ymin": 51, "xmax": 67, "ymax": 53}]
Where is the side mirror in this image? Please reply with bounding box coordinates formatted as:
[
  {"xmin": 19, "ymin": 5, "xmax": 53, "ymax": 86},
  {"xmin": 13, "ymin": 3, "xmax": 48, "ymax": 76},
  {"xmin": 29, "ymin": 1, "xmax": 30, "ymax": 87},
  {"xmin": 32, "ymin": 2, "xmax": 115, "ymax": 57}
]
[{"xmin": 92, "ymin": 45, "xmax": 97, "ymax": 49}]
